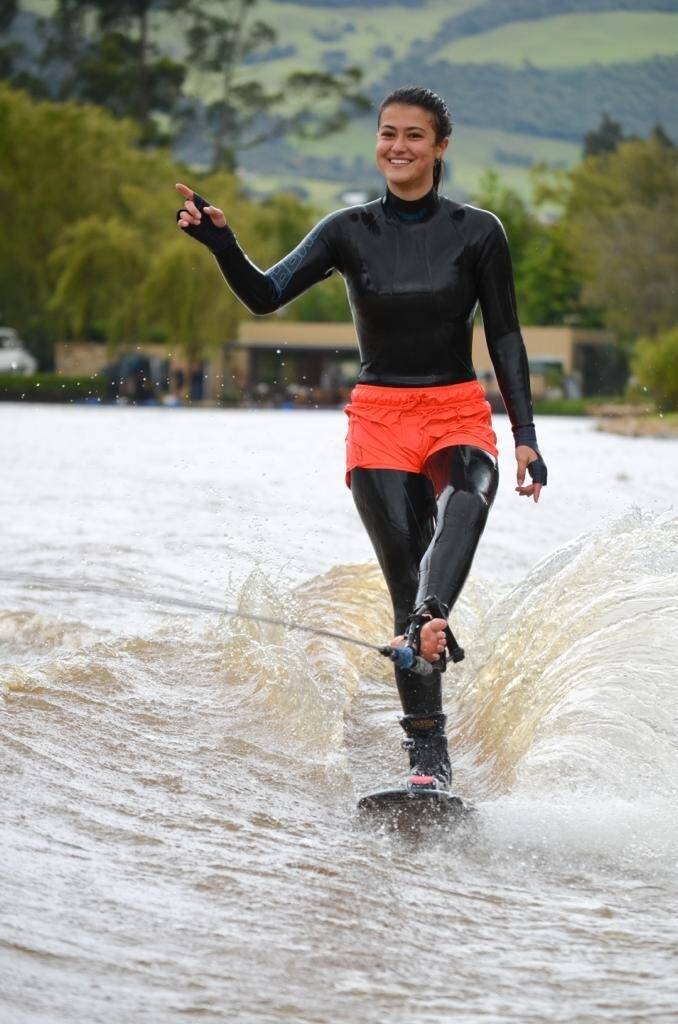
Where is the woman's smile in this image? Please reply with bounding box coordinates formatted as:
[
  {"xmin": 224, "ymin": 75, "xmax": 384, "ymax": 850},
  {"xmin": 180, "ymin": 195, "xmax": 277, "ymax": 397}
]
[{"xmin": 376, "ymin": 102, "xmax": 448, "ymax": 199}]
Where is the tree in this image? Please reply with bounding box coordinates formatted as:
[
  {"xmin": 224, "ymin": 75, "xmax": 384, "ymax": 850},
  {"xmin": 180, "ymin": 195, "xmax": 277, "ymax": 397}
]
[
  {"xmin": 183, "ymin": 0, "xmax": 370, "ymax": 171},
  {"xmin": 48, "ymin": 216, "xmax": 147, "ymax": 342},
  {"xmin": 583, "ymin": 112, "xmax": 625, "ymax": 158},
  {"xmin": 0, "ymin": 1, "xmax": 20, "ymax": 80},
  {"xmin": 0, "ymin": 1, "xmax": 17, "ymax": 31},
  {"xmin": 1, "ymin": 83, "xmax": 365, "ymax": 372},
  {"xmin": 0, "ymin": 85, "xmax": 180, "ymax": 359},
  {"xmin": 42, "ymin": 1, "xmax": 188, "ymax": 144},
  {"xmin": 560, "ymin": 136, "xmax": 678, "ymax": 338},
  {"xmin": 30, "ymin": 0, "xmax": 369, "ymax": 162},
  {"xmin": 471, "ymin": 169, "xmax": 589, "ymax": 326},
  {"xmin": 138, "ymin": 236, "xmax": 241, "ymax": 366},
  {"xmin": 518, "ymin": 227, "xmax": 585, "ymax": 327},
  {"xmin": 472, "ymin": 169, "xmax": 537, "ymax": 268},
  {"xmin": 289, "ymin": 274, "xmax": 351, "ymax": 323},
  {"xmin": 632, "ymin": 328, "xmax": 678, "ymax": 412},
  {"xmin": 648, "ymin": 122, "xmax": 675, "ymax": 150},
  {"xmin": 36, "ymin": 1, "xmax": 89, "ymax": 102}
]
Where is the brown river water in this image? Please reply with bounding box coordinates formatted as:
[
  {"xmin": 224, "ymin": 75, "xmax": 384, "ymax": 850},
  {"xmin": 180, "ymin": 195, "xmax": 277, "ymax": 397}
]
[{"xmin": 1, "ymin": 405, "xmax": 677, "ymax": 1023}]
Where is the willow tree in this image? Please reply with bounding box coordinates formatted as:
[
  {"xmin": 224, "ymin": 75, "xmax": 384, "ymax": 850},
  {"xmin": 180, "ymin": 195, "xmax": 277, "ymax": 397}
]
[
  {"xmin": 139, "ymin": 237, "xmax": 241, "ymax": 371},
  {"xmin": 0, "ymin": 86, "xmax": 151, "ymax": 350},
  {"xmin": 48, "ymin": 217, "xmax": 148, "ymax": 343}
]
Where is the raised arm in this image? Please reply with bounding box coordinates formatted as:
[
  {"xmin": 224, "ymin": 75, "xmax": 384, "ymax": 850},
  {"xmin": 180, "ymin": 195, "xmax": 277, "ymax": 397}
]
[
  {"xmin": 176, "ymin": 183, "xmax": 338, "ymax": 316},
  {"xmin": 475, "ymin": 213, "xmax": 548, "ymax": 499}
]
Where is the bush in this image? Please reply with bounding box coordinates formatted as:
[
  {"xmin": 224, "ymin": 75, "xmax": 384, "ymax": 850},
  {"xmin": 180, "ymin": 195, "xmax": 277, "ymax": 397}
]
[
  {"xmin": 631, "ymin": 329, "xmax": 678, "ymax": 412},
  {"xmin": 533, "ymin": 397, "xmax": 591, "ymax": 415},
  {"xmin": 0, "ymin": 373, "xmax": 105, "ymax": 403}
]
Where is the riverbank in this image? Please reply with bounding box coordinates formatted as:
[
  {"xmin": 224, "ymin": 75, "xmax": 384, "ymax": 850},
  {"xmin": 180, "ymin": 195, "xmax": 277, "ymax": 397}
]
[
  {"xmin": 531, "ymin": 398, "xmax": 678, "ymax": 438},
  {"xmin": 589, "ymin": 403, "xmax": 678, "ymax": 439}
]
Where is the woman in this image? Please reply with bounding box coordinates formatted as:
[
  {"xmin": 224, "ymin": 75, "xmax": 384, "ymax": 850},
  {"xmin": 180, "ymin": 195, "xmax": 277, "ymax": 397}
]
[{"xmin": 176, "ymin": 86, "xmax": 547, "ymax": 792}]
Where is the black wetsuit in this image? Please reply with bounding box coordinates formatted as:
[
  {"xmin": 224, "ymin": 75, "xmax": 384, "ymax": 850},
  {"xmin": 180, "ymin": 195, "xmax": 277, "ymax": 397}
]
[{"xmin": 181, "ymin": 187, "xmax": 545, "ymax": 716}]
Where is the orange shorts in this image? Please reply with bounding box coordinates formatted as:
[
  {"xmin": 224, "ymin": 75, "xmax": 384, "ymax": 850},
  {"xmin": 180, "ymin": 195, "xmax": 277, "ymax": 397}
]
[{"xmin": 345, "ymin": 380, "xmax": 497, "ymax": 488}]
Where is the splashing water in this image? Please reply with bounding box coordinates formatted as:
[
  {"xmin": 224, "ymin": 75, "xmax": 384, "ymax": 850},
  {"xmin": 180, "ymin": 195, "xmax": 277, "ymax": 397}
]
[{"xmin": 1, "ymin": 407, "xmax": 677, "ymax": 1023}]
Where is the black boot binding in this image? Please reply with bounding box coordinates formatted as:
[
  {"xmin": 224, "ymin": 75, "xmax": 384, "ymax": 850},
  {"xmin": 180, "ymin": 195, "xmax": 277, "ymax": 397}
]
[{"xmin": 400, "ymin": 712, "xmax": 452, "ymax": 791}]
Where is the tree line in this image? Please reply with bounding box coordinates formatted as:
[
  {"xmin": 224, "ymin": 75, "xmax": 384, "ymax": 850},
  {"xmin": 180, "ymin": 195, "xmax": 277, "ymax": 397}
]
[
  {"xmin": 1, "ymin": 84, "xmax": 676, "ymax": 408},
  {"xmin": 378, "ymin": 56, "xmax": 678, "ymax": 144},
  {"xmin": 473, "ymin": 118, "xmax": 678, "ymax": 409},
  {"xmin": 0, "ymin": 83, "xmax": 350, "ymax": 371}
]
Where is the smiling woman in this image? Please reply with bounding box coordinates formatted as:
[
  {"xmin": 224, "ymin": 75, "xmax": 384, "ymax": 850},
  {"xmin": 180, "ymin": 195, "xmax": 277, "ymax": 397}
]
[
  {"xmin": 375, "ymin": 89, "xmax": 451, "ymax": 197},
  {"xmin": 175, "ymin": 84, "xmax": 547, "ymax": 797}
]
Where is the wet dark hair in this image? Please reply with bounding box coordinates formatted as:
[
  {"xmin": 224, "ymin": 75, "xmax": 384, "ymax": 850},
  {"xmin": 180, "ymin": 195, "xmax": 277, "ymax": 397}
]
[{"xmin": 377, "ymin": 86, "xmax": 453, "ymax": 193}]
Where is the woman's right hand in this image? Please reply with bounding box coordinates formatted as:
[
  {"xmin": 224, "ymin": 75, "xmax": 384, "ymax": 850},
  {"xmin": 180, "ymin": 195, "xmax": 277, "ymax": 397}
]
[
  {"xmin": 176, "ymin": 182, "xmax": 227, "ymax": 228},
  {"xmin": 175, "ymin": 182, "xmax": 232, "ymax": 253}
]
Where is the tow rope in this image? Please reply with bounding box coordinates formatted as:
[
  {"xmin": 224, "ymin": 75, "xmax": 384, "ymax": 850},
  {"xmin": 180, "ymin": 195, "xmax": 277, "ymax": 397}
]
[{"xmin": 0, "ymin": 569, "xmax": 443, "ymax": 672}]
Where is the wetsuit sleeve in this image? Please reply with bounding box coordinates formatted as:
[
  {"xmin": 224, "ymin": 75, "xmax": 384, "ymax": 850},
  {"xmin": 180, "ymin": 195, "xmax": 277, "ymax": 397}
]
[
  {"xmin": 212, "ymin": 215, "xmax": 339, "ymax": 316},
  {"xmin": 475, "ymin": 217, "xmax": 537, "ymax": 447}
]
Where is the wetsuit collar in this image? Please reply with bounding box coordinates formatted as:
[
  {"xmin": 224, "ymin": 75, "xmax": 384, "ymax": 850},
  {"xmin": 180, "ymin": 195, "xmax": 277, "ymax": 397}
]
[{"xmin": 383, "ymin": 186, "xmax": 438, "ymax": 222}]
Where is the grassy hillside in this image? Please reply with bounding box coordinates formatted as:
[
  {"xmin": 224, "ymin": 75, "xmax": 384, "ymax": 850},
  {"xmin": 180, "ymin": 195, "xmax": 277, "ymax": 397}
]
[
  {"xmin": 435, "ymin": 12, "xmax": 678, "ymax": 68},
  {"xmin": 216, "ymin": 0, "xmax": 678, "ymax": 204},
  {"xmin": 16, "ymin": 0, "xmax": 678, "ymax": 208}
]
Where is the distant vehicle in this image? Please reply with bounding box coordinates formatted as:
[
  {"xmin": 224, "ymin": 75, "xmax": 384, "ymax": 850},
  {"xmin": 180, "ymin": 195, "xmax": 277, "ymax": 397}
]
[{"xmin": 0, "ymin": 327, "xmax": 37, "ymax": 374}]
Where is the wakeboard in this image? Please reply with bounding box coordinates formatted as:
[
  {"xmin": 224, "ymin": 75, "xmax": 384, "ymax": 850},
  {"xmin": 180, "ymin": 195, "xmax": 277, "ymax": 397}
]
[{"xmin": 357, "ymin": 777, "xmax": 472, "ymax": 830}]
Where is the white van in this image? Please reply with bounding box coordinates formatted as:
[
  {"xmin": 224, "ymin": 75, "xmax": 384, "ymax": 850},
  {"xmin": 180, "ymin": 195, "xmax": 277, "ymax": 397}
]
[{"xmin": 0, "ymin": 327, "xmax": 38, "ymax": 374}]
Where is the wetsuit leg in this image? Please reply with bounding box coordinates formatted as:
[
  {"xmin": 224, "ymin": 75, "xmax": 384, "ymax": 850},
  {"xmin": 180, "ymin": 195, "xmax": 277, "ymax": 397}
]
[
  {"xmin": 349, "ymin": 468, "xmax": 442, "ymax": 715},
  {"xmin": 417, "ymin": 445, "xmax": 499, "ymax": 611}
]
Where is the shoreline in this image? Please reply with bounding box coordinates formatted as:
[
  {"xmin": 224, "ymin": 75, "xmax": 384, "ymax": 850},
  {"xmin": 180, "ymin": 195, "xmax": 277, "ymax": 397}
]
[
  {"xmin": 3, "ymin": 390, "xmax": 678, "ymax": 437},
  {"xmin": 588, "ymin": 403, "xmax": 678, "ymax": 439},
  {"xmin": 595, "ymin": 416, "xmax": 678, "ymax": 438}
]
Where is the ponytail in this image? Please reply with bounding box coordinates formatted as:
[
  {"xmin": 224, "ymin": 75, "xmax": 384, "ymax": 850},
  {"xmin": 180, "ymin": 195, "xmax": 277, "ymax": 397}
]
[{"xmin": 433, "ymin": 157, "xmax": 443, "ymax": 192}]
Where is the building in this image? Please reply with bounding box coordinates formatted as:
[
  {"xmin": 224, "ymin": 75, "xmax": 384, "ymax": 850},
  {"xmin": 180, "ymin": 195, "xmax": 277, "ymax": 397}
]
[
  {"xmin": 55, "ymin": 322, "xmax": 620, "ymax": 405},
  {"xmin": 232, "ymin": 321, "xmax": 621, "ymax": 403},
  {"xmin": 55, "ymin": 340, "xmax": 232, "ymax": 403}
]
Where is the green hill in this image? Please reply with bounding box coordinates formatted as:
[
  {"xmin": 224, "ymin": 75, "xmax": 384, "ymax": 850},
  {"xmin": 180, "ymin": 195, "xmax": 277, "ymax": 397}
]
[
  {"xmin": 435, "ymin": 11, "xmax": 678, "ymax": 68},
  {"xmin": 233, "ymin": 0, "xmax": 678, "ymax": 206},
  {"xmin": 15, "ymin": 0, "xmax": 678, "ymax": 208}
]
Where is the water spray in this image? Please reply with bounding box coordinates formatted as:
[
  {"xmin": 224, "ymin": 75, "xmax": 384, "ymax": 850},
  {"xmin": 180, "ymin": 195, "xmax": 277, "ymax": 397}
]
[{"xmin": 0, "ymin": 570, "xmax": 438, "ymax": 674}]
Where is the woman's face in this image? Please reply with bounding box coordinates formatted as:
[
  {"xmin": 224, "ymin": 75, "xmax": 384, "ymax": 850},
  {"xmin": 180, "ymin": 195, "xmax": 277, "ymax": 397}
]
[{"xmin": 376, "ymin": 103, "xmax": 448, "ymax": 194}]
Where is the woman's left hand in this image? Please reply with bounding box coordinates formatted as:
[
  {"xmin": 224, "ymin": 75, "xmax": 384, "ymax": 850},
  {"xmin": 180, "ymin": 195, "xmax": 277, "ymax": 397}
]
[{"xmin": 515, "ymin": 445, "xmax": 547, "ymax": 503}]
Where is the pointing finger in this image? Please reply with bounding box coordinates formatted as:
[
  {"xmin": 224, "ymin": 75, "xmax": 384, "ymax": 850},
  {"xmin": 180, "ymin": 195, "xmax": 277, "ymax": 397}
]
[{"xmin": 175, "ymin": 182, "xmax": 194, "ymax": 200}]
